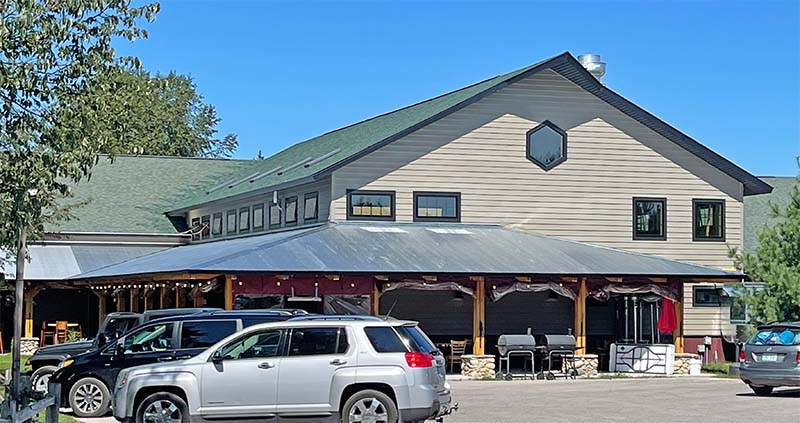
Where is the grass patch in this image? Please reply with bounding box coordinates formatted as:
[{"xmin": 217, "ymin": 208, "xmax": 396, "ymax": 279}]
[
  {"xmin": 702, "ymin": 361, "xmax": 733, "ymax": 375},
  {"xmin": 0, "ymin": 353, "xmax": 31, "ymax": 373},
  {"xmin": 596, "ymin": 373, "xmax": 630, "ymax": 379}
]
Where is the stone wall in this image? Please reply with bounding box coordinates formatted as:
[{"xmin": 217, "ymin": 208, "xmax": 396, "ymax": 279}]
[
  {"xmin": 460, "ymin": 355, "xmax": 496, "ymax": 379},
  {"xmin": 562, "ymin": 354, "xmax": 599, "ymax": 377},
  {"xmin": 20, "ymin": 337, "xmax": 39, "ymax": 355},
  {"xmin": 674, "ymin": 353, "xmax": 700, "ymax": 375}
]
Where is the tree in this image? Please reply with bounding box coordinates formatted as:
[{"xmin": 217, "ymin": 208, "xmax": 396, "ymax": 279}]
[
  {"xmin": 732, "ymin": 174, "xmax": 800, "ymax": 324},
  {"xmin": 0, "ymin": 0, "xmax": 158, "ymax": 409},
  {"xmin": 58, "ymin": 67, "xmax": 238, "ymax": 158}
]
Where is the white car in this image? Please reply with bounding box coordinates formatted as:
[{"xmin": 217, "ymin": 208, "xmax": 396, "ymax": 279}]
[{"xmin": 113, "ymin": 316, "xmax": 455, "ymax": 423}]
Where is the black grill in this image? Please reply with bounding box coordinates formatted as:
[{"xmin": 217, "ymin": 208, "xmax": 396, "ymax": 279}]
[{"xmin": 535, "ymin": 334, "xmax": 577, "ymax": 354}]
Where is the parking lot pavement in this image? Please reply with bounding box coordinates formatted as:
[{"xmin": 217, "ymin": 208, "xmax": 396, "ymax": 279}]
[{"xmin": 71, "ymin": 377, "xmax": 799, "ymax": 423}]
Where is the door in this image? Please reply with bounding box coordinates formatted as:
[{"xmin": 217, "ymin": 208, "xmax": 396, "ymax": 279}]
[
  {"xmin": 199, "ymin": 328, "xmax": 285, "ymax": 418},
  {"xmin": 277, "ymin": 327, "xmax": 354, "ymax": 414},
  {"xmin": 97, "ymin": 322, "xmax": 177, "ymax": 388}
]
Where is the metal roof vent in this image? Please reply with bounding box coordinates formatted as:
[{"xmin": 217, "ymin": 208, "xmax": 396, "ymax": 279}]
[{"xmin": 577, "ymin": 54, "xmax": 606, "ymax": 80}]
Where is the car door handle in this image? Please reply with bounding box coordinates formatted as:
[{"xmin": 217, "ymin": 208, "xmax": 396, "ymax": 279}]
[
  {"xmin": 330, "ymin": 359, "xmax": 347, "ymax": 366},
  {"xmin": 175, "ymin": 354, "xmax": 192, "ymax": 360},
  {"xmin": 157, "ymin": 356, "xmax": 174, "ymax": 362},
  {"xmin": 258, "ymin": 362, "xmax": 275, "ymax": 369}
]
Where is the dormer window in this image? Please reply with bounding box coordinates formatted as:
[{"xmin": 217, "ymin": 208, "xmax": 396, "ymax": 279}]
[{"xmin": 526, "ymin": 120, "xmax": 567, "ymax": 171}]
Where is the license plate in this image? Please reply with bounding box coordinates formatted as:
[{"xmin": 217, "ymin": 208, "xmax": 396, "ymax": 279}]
[{"xmin": 761, "ymin": 353, "xmax": 778, "ymax": 362}]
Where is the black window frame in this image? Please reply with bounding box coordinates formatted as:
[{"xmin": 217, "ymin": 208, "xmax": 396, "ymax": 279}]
[
  {"xmin": 284, "ymin": 196, "xmax": 298, "ymax": 226},
  {"xmin": 252, "ymin": 204, "xmax": 265, "ymax": 232},
  {"xmin": 238, "ymin": 207, "xmax": 251, "ymax": 234},
  {"xmin": 525, "ymin": 120, "xmax": 568, "ymax": 171},
  {"xmin": 269, "ymin": 202, "xmax": 281, "ymax": 229},
  {"xmin": 226, "ymin": 209, "xmax": 237, "ymax": 235},
  {"xmin": 692, "ymin": 199, "xmax": 725, "ymax": 242},
  {"xmin": 303, "ymin": 192, "xmax": 319, "ymax": 223},
  {"xmin": 693, "ymin": 286, "xmax": 725, "ymax": 307},
  {"xmin": 211, "ymin": 212, "xmax": 223, "ymax": 236},
  {"xmin": 413, "ymin": 191, "xmax": 461, "ymax": 222},
  {"xmin": 200, "ymin": 215, "xmax": 211, "ymax": 239},
  {"xmin": 190, "ymin": 217, "xmax": 201, "ymax": 241},
  {"xmin": 632, "ymin": 197, "xmax": 667, "ymax": 241},
  {"xmin": 346, "ymin": 189, "xmax": 396, "ymax": 221}
]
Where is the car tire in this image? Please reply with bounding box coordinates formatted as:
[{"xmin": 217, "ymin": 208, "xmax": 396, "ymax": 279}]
[
  {"xmin": 342, "ymin": 389, "xmax": 398, "ymax": 423},
  {"xmin": 68, "ymin": 377, "xmax": 111, "ymax": 417},
  {"xmin": 136, "ymin": 392, "xmax": 190, "ymax": 423},
  {"xmin": 750, "ymin": 385, "xmax": 774, "ymax": 396},
  {"xmin": 31, "ymin": 365, "xmax": 58, "ymax": 393}
]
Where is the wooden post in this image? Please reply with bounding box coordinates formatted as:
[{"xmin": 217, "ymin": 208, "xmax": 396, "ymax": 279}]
[
  {"xmin": 193, "ymin": 287, "xmax": 205, "ymax": 307},
  {"xmin": 175, "ymin": 286, "xmax": 185, "ymax": 308},
  {"xmin": 143, "ymin": 288, "xmax": 153, "ymax": 311},
  {"xmin": 573, "ymin": 278, "xmax": 587, "ymax": 351},
  {"xmin": 372, "ymin": 283, "xmax": 381, "ymax": 316},
  {"xmin": 674, "ymin": 298, "xmax": 684, "ymax": 353},
  {"xmin": 224, "ymin": 275, "xmax": 234, "ymax": 311},
  {"xmin": 23, "ymin": 286, "xmax": 42, "ymax": 338},
  {"xmin": 93, "ymin": 291, "xmax": 107, "ymax": 327},
  {"xmin": 116, "ymin": 289, "xmax": 126, "ymax": 312},
  {"xmin": 129, "ymin": 287, "xmax": 140, "ymax": 313},
  {"xmin": 472, "ymin": 277, "xmax": 486, "ymax": 355},
  {"xmin": 160, "ymin": 286, "xmax": 170, "ymax": 309}
]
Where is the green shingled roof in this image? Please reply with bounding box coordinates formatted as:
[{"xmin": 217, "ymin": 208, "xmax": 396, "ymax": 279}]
[
  {"xmin": 47, "ymin": 155, "xmax": 253, "ymax": 234},
  {"xmin": 744, "ymin": 176, "xmax": 797, "ymax": 252},
  {"xmin": 167, "ymin": 57, "xmax": 555, "ymax": 212}
]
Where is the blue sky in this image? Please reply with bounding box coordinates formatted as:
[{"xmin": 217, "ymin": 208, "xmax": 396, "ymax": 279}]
[{"xmin": 116, "ymin": 1, "xmax": 799, "ymax": 176}]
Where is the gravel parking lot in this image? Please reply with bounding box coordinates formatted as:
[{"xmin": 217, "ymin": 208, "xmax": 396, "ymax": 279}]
[{"xmin": 73, "ymin": 377, "xmax": 799, "ymax": 423}]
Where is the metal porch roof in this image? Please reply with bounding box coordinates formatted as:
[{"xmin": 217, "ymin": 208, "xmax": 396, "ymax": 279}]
[
  {"xmin": 73, "ymin": 222, "xmax": 737, "ymax": 280},
  {"xmin": 2, "ymin": 245, "xmax": 169, "ymax": 281}
]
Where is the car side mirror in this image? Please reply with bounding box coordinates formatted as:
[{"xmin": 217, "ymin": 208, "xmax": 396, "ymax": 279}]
[
  {"xmin": 114, "ymin": 340, "xmax": 125, "ymax": 360},
  {"xmin": 211, "ymin": 350, "xmax": 223, "ymax": 363},
  {"xmin": 97, "ymin": 334, "xmax": 107, "ymax": 348}
]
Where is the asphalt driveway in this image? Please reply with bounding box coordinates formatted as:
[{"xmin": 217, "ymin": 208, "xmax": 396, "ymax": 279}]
[{"xmin": 72, "ymin": 376, "xmax": 799, "ymax": 423}]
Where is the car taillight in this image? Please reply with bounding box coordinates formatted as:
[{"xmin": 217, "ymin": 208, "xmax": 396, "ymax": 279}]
[
  {"xmin": 739, "ymin": 350, "xmax": 746, "ymax": 363},
  {"xmin": 796, "ymin": 351, "xmax": 800, "ymax": 364},
  {"xmin": 405, "ymin": 352, "xmax": 435, "ymax": 368}
]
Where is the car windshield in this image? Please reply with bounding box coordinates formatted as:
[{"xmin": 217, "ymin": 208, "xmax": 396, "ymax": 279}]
[{"xmin": 748, "ymin": 328, "xmax": 800, "ymax": 346}]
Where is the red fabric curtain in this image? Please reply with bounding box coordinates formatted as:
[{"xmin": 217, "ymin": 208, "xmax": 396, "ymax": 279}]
[{"xmin": 657, "ymin": 298, "xmax": 677, "ymax": 334}]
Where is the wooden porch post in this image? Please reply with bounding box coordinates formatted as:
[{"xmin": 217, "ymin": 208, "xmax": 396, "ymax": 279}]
[
  {"xmin": 160, "ymin": 287, "xmax": 170, "ymax": 309},
  {"xmin": 674, "ymin": 298, "xmax": 684, "ymax": 353},
  {"xmin": 193, "ymin": 288, "xmax": 205, "ymax": 307},
  {"xmin": 143, "ymin": 288, "xmax": 153, "ymax": 311},
  {"xmin": 224, "ymin": 275, "xmax": 234, "ymax": 311},
  {"xmin": 574, "ymin": 278, "xmax": 587, "ymax": 351},
  {"xmin": 129, "ymin": 287, "xmax": 140, "ymax": 313},
  {"xmin": 93, "ymin": 291, "xmax": 107, "ymax": 327},
  {"xmin": 116, "ymin": 290, "xmax": 126, "ymax": 312},
  {"xmin": 23, "ymin": 286, "xmax": 42, "ymax": 338},
  {"xmin": 175, "ymin": 286, "xmax": 185, "ymax": 308},
  {"xmin": 372, "ymin": 284, "xmax": 381, "ymax": 316},
  {"xmin": 472, "ymin": 277, "xmax": 486, "ymax": 355}
]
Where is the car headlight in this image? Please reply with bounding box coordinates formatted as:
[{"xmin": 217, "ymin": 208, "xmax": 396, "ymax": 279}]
[
  {"xmin": 117, "ymin": 372, "xmax": 129, "ymax": 387},
  {"xmin": 59, "ymin": 359, "xmax": 74, "ymax": 369}
]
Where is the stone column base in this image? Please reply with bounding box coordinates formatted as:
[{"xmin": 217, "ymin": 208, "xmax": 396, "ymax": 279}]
[
  {"xmin": 21, "ymin": 337, "xmax": 39, "ymax": 355},
  {"xmin": 460, "ymin": 354, "xmax": 496, "ymax": 379},
  {"xmin": 674, "ymin": 353, "xmax": 700, "ymax": 375},
  {"xmin": 562, "ymin": 354, "xmax": 599, "ymax": 377}
]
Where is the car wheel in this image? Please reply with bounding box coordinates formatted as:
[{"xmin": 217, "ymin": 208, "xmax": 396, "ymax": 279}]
[
  {"xmin": 136, "ymin": 392, "xmax": 189, "ymax": 423},
  {"xmin": 68, "ymin": 377, "xmax": 111, "ymax": 417},
  {"xmin": 31, "ymin": 365, "xmax": 58, "ymax": 393},
  {"xmin": 342, "ymin": 389, "xmax": 398, "ymax": 423},
  {"xmin": 750, "ymin": 385, "xmax": 774, "ymax": 396}
]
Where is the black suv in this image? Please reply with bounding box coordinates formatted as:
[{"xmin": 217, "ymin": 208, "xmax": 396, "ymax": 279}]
[
  {"xmin": 51, "ymin": 309, "xmax": 307, "ymax": 417},
  {"xmin": 29, "ymin": 308, "xmax": 220, "ymax": 392}
]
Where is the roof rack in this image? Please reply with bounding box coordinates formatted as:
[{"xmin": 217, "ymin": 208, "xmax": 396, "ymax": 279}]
[{"xmin": 288, "ymin": 315, "xmax": 382, "ymax": 322}]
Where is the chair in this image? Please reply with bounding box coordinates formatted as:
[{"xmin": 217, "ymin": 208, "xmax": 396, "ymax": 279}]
[
  {"xmin": 40, "ymin": 321, "xmax": 55, "ymax": 346},
  {"xmin": 54, "ymin": 321, "xmax": 69, "ymax": 344},
  {"xmin": 448, "ymin": 340, "xmax": 469, "ymax": 373}
]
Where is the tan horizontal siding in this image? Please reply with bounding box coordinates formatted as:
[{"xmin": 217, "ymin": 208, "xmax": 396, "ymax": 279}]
[
  {"xmin": 683, "ymin": 283, "xmax": 735, "ymax": 337},
  {"xmin": 332, "ymin": 69, "xmax": 744, "ymax": 269}
]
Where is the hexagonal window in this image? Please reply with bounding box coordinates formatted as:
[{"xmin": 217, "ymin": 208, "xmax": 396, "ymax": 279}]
[{"xmin": 526, "ymin": 121, "xmax": 567, "ymax": 171}]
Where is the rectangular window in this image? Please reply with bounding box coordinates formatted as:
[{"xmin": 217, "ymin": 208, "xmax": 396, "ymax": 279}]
[
  {"xmin": 304, "ymin": 192, "xmax": 319, "ymax": 222},
  {"xmin": 226, "ymin": 209, "xmax": 237, "ymax": 234},
  {"xmin": 730, "ymin": 296, "xmax": 747, "ymax": 324},
  {"xmin": 414, "ymin": 192, "xmax": 460, "ymax": 222},
  {"xmin": 219, "ymin": 329, "xmax": 284, "ymax": 360},
  {"xmin": 252, "ymin": 204, "xmax": 264, "ymax": 232},
  {"xmin": 347, "ymin": 190, "xmax": 395, "ymax": 221},
  {"xmin": 239, "ymin": 207, "xmax": 251, "ymax": 233},
  {"xmin": 180, "ymin": 320, "xmax": 238, "ymax": 349},
  {"xmin": 287, "ymin": 327, "xmax": 348, "ymax": 356},
  {"xmin": 201, "ymin": 215, "xmax": 211, "ymax": 239},
  {"xmin": 212, "ymin": 212, "xmax": 223, "ymax": 236},
  {"xmin": 191, "ymin": 217, "xmax": 201, "ymax": 241},
  {"xmin": 693, "ymin": 286, "xmax": 722, "ymax": 307},
  {"xmin": 693, "ymin": 199, "xmax": 725, "ymax": 241},
  {"xmin": 633, "ymin": 197, "xmax": 666, "ymax": 240},
  {"xmin": 285, "ymin": 196, "xmax": 298, "ymax": 225},
  {"xmin": 269, "ymin": 203, "xmax": 281, "ymax": 228},
  {"xmin": 123, "ymin": 323, "xmax": 175, "ymax": 354},
  {"xmin": 364, "ymin": 327, "xmax": 407, "ymax": 353}
]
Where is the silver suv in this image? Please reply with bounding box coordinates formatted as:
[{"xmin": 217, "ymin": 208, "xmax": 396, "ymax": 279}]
[{"xmin": 113, "ymin": 316, "xmax": 454, "ymax": 423}]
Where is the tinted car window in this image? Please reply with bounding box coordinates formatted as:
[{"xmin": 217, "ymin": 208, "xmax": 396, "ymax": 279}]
[
  {"xmin": 123, "ymin": 323, "xmax": 174, "ymax": 353},
  {"xmin": 103, "ymin": 316, "xmax": 138, "ymax": 340},
  {"xmin": 288, "ymin": 327, "xmax": 347, "ymax": 356},
  {"xmin": 365, "ymin": 327, "xmax": 407, "ymax": 353},
  {"xmin": 396, "ymin": 326, "xmax": 437, "ymax": 353},
  {"xmin": 242, "ymin": 316, "xmax": 283, "ymax": 327},
  {"xmin": 220, "ymin": 329, "xmax": 283, "ymax": 360},
  {"xmin": 180, "ymin": 320, "xmax": 238, "ymax": 349}
]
